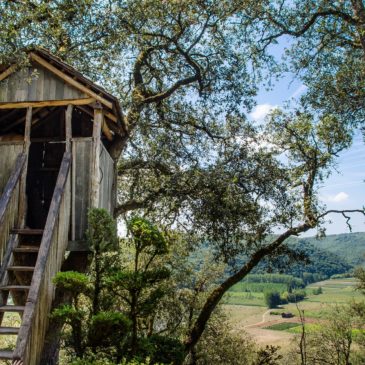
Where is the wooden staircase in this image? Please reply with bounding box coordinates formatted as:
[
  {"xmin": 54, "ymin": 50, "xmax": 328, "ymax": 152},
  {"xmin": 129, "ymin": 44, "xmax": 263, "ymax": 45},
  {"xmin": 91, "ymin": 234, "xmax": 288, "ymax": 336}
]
[
  {"xmin": 0, "ymin": 229, "xmax": 41, "ymax": 360},
  {"xmin": 0, "ymin": 152, "xmax": 71, "ymax": 364}
]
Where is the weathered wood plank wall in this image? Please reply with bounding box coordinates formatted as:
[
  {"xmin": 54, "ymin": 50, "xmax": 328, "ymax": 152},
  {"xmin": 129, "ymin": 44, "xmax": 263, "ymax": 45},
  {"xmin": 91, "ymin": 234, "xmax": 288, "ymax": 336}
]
[
  {"xmin": 99, "ymin": 142, "xmax": 114, "ymax": 213},
  {"xmin": 0, "ymin": 142, "xmax": 24, "ymax": 196},
  {"xmin": 0, "ymin": 65, "xmax": 87, "ymax": 103},
  {"xmin": 71, "ymin": 138, "xmax": 92, "ymax": 240}
]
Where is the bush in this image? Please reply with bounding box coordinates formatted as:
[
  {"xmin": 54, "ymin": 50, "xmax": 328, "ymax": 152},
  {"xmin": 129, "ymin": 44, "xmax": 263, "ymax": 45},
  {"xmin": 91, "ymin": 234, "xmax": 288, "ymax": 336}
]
[
  {"xmin": 88, "ymin": 311, "xmax": 131, "ymax": 348},
  {"xmin": 264, "ymin": 291, "xmax": 282, "ymax": 308},
  {"xmin": 312, "ymin": 287, "xmax": 323, "ymax": 295},
  {"xmin": 137, "ymin": 335, "xmax": 185, "ymax": 365},
  {"xmin": 282, "ymin": 289, "xmax": 306, "ymax": 303}
]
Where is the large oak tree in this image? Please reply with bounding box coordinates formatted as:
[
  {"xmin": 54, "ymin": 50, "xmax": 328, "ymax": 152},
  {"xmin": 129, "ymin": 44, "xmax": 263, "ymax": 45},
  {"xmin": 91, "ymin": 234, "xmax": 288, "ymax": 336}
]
[{"xmin": 1, "ymin": 1, "xmax": 364, "ymax": 363}]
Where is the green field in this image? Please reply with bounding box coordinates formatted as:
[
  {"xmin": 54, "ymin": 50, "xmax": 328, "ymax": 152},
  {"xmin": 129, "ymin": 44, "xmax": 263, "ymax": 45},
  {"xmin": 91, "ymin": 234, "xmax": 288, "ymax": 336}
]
[
  {"xmin": 223, "ymin": 277, "xmax": 362, "ymax": 309},
  {"xmin": 264, "ymin": 322, "xmax": 302, "ymax": 331},
  {"xmin": 223, "ymin": 290, "xmax": 265, "ymax": 306},
  {"xmin": 223, "ymin": 277, "xmax": 364, "ymax": 351}
]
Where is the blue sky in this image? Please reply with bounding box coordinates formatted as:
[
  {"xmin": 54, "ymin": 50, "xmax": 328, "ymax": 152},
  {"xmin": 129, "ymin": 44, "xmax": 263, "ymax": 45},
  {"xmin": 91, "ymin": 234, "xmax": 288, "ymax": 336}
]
[{"xmin": 249, "ymin": 75, "xmax": 365, "ymax": 236}]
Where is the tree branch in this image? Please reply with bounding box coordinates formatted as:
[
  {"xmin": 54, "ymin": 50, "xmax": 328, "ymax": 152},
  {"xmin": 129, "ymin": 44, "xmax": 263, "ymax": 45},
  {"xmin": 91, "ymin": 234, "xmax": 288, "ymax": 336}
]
[
  {"xmin": 142, "ymin": 75, "xmax": 200, "ymax": 104},
  {"xmin": 263, "ymin": 10, "xmax": 358, "ymax": 43}
]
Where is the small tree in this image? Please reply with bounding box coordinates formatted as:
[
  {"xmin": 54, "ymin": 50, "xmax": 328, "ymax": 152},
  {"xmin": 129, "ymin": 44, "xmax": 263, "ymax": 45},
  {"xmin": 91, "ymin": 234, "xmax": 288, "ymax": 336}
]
[
  {"xmin": 106, "ymin": 217, "xmax": 184, "ymax": 363},
  {"xmin": 264, "ymin": 291, "xmax": 281, "ymax": 309},
  {"xmin": 52, "ymin": 209, "xmax": 130, "ymax": 361},
  {"xmin": 55, "ymin": 213, "xmax": 185, "ymax": 364}
]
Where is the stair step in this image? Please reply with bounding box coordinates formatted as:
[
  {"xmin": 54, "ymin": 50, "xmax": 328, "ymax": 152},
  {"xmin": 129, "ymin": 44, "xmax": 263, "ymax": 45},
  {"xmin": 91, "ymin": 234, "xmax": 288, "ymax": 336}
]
[
  {"xmin": 0, "ymin": 350, "xmax": 13, "ymax": 359},
  {"xmin": 0, "ymin": 327, "xmax": 19, "ymax": 335},
  {"xmin": 11, "ymin": 228, "xmax": 44, "ymax": 235},
  {"xmin": 7, "ymin": 266, "xmax": 34, "ymax": 272},
  {"xmin": 0, "ymin": 305, "xmax": 25, "ymax": 313},
  {"xmin": 0, "ymin": 285, "xmax": 30, "ymax": 291},
  {"xmin": 13, "ymin": 246, "xmax": 40, "ymax": 253}
]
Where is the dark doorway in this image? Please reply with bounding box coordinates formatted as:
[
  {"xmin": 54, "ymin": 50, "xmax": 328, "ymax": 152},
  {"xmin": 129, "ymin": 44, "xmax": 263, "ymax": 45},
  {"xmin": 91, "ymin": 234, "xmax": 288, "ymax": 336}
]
[{"xmin": 26, "ymin": 142, "xmax": 65, "ymax": 229}]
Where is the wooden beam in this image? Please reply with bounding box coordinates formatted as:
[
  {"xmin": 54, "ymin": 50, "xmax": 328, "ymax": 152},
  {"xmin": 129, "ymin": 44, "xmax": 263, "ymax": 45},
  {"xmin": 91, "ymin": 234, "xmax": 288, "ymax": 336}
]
[
  {"xmin": 75, "ymin": 105, "xmax": 113, "ymax": 140},
  {"xmin": 104, "ymin": 111, "xmax": 117, "ymax": 123},
  {"xmin": 0, "ymin": 109, "xmax": 19, "ymax": 124},
  {"xmin": 29, "ymin": 53, "xmax": 114, "ymax": 109},
  {"xmin": 2, "ymin": 107, "xmax": 42, "ymax": 132},
  {"xmin": 91, "ymin": 107, "xmax": 102, "ymax": 207},
  {"xmin": 0, "ymin": 98, "xmax": 95, "ymax": 109},
  {"xmin": 77, "ymin": 105, "xmax": 117, "ymax": 124},
  {"xmin": 24, "ymin": 107, "xmax": 32, "ymax": 150},
  {"xmin": 18, "ymin": 107, "xmax": 32, "ymax": 226},
  {"xmin": 102, "ymin": 117, "xmax": 113, "ymax": 141},
  {"xmin": 65, "ymin": 105, "xmax": 73, "ymax": 152},
  {"xmin": 0, "ymin": 64, "xmax": 17, "ymax": 82}
]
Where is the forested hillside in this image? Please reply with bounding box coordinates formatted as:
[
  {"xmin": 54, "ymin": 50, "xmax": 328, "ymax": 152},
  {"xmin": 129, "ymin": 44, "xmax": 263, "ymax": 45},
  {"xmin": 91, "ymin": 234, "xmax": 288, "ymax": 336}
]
[
  {"xmin": 228, "ymin": 233, "xmax": 363, "ymax": 281},
  {"xmin": 300, "ymin": 232, "xmax": 365, "ymax": 266}
]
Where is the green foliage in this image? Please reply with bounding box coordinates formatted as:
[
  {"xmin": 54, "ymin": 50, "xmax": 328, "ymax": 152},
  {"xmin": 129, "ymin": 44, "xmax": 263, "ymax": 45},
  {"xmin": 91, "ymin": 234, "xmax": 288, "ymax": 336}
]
[
  {"xmin": 53, "ymin": 271, "xmax": 90, "ymax": 295},
  {"xmin": 312, "ymin": 287, "xmax": 323, "ymax": 295},
  {"xmin": 264, "ymin": 291, "xmax": 282, "ymax": 309},
  {"xmin": 193, "ymin": 310, "xmax": 257, "ymax": 365},
  {"xmin": 87, "ymin": 209, "xmax": 118, "ymax": 251},
  {"xmin": 264, "ymin": 323, "xmax": 300, "ymax": 331},
  {"xmin": 243, "ymin": 274, "xmax": 304, "ymax": 288},
  {"xmin": 55, "ymin": 212, "xmax": 178, "ymax": 363},
  {"xmin": 69, "ymin": 356, "xmax": 161, "ymax": 365},
  {"xmin": 290, "ymin": 303, "xmax": 365, "ymax": 364},
  {"xmin": 231, "ymin": 282, "xmax": 287, "ymax": 294},
  {"xmin": 127, "ymin": 217, "xmax": 168, "ymax": 255},
  {"xmin": 88, "ymin": 311, "xmax": 131, "ymax": 349},
  {"xmin": 301, "ymin": 233, "xmax": 365, "ymax": 267},
  {"xmin": 53, "ymin": 209, "xmax": 131, "ymax": 361},
  {"xmin": 51, "ymin": 305, "xmax": 84, "ymax": 324},
  {"xmin": 281, "ymin": 289, "xmax": 306, "ymax": 303},
  {"xmin": 4, "ymin": 2, "xmax": 362, "ymax": 362},
  {"xmin": 253, "ymin": 238, "xmax": 354, "ymax": 281},
  {"xmin": 137, "ymin": 335, "xmax": 185, "ymax": 365},
  {"xmin": 253, "ymin": 345, "xmax": 283, "ymax": 365}
]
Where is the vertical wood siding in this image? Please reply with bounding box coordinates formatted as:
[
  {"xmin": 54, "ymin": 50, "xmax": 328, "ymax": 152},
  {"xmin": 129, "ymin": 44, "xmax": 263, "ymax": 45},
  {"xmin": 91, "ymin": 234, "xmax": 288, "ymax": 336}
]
[
  {"xmin": 99, "ymin": 143, "xmax": 114, "ymax": 213},
  {"xmin": 0, "ymin": 143, "xmax": 24, "ymax": 196},
  {"xmin": 0, "ymin": 154, "xmax": 26, "ymax": 270},
  {"xmin": 71, "ymin": 138, "xmax": 92, "ymax": 240},
  {"xmin": 0, "ymin": 65, "xmax": 87, "ymax": 103}
]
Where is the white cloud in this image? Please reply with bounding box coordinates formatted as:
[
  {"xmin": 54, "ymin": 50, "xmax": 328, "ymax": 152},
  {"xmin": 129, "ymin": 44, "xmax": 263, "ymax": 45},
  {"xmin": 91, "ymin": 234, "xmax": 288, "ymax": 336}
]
[
  {"xmin": 250, "ymin": 104, "xmax": 278, "ymax": 122},
  {"xmin": 291, "ymin": 84, "xmax": 307, "ymax": 99},
  {"xmin": 322, "ymin": 192, "xmax": 349, "ymax": 203}
]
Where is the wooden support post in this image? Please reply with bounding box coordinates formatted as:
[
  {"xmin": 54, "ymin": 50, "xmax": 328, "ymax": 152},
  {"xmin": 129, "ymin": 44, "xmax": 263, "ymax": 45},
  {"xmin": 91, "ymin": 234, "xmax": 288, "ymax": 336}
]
[
  {"xmin": 18, "ymin": 107, "xmax": 32, "ymax": 226},
  {"xmin": 91, "ymin": 105, "xmax": 102, "ymax": 208},
  {"xmin": 65, "ymin": 105, "xmax": 73, "ymax": 152},
  {"xmin": 65, "ymin": 104, "xmax": 73, "ymax": 240}
]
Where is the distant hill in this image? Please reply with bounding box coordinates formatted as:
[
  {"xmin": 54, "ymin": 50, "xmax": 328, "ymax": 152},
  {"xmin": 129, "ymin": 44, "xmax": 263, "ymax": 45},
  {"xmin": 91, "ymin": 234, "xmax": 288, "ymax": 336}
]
[
  {"xmin": 252, "ymin": 239, "xmax": 353, "ymax": 282},
  {"xmin": 254, "ymin": 232, "xmax": 365, "ymax": 280},
  {"xmin": 300, "ymin": 232, "xmax": 365, "ymax": 266}
]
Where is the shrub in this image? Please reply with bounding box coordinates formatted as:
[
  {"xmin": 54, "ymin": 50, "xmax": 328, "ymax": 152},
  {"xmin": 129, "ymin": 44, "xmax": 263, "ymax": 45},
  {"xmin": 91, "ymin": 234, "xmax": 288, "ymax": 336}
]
[
  {"xmin": 282, "ymin": 289, "xmax": 306, "ymax": 303},
  {"xmin": 264, "ymin": 291, "xmax": 282, "ymax": 308},
  {"xmin": 312, "ymin": 287, "xmax": 323, "ymax": 295}
]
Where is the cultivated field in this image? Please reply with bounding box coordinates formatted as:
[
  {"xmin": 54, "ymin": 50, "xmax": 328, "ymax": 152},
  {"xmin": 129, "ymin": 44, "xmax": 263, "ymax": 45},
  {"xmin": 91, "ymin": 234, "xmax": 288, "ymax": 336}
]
[{"xmin": 224, "ymin": 278, "xmax": 363, "ymax": 350}]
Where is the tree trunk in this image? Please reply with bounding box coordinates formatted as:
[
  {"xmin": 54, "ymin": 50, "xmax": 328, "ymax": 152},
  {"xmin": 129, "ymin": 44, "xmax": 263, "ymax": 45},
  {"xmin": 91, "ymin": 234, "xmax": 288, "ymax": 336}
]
[{"xmin": 183, "ymin": 223, "xmax": 311, "ymax": 356}]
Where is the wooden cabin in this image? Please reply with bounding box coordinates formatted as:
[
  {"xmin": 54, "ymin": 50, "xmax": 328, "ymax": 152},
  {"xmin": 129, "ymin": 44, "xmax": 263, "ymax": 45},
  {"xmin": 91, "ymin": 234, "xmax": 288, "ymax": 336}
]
[{"xmin": 0, "ymin": 48, "xmax": 125, "ymax": 364}]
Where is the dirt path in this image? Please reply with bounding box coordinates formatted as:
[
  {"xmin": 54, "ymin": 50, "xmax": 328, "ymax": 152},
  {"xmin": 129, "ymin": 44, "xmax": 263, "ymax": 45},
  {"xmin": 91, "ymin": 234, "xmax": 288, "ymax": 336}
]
[{"xmin": 244, "ymin": 309, "xmax": 271, "ymax": 328}]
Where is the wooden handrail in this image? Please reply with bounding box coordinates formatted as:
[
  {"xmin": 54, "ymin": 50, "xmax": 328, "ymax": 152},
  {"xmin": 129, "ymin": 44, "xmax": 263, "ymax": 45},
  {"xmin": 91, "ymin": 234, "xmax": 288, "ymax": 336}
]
[{"xmin": 13, "ymin": 151, "xmax": 72, "ymax": 365}]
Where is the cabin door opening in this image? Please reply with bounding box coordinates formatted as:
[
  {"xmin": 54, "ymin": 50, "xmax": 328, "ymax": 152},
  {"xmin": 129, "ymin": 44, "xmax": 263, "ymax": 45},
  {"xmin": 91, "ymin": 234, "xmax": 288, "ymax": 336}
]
[
  {"xmin": 25, "ymin": 107, "xmax": 67, "ymax": 229},
  {"xmin": 26, "ymin": 141, "xmax": 65, "ymax": 229}
]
